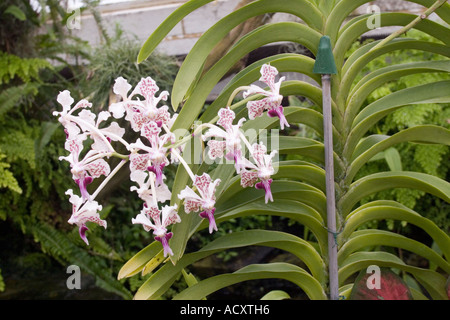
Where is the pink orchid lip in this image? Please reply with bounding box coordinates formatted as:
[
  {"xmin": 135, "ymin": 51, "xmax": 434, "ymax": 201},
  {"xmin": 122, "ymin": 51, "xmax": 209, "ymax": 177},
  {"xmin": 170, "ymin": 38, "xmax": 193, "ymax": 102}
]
[
  {"xmin": 224, "ymin": 149, "xmax": 244, "ymax": 173},
  {"xmin": 267, "ymin": 105, "xmax": 289, "ymax": 130},
  {"xmin": 199, "ymin": 208, "xmax": 217, "ymax": 234},
  {"xmin": 147, "ymin": 163, "xmax": 166, "ymax": 186},
  {"xmin": 76, "ymin": 176, "xmax": 93, "ymax": 200},
  {"xmin": 255, "ymin": 179, "xmax": 274, "ymax": 203},
  {"xmin": 79, "ymin": 223, "xmax": 89, "ymax": 245},
  {"xmin": 155, "ymin": 232, "xmax": 173, "ymax": 257}
]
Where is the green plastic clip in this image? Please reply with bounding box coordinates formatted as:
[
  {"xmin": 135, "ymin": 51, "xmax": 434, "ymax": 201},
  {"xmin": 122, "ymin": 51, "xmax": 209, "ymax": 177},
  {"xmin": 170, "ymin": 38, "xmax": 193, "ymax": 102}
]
[{"xmin": 313, "ymin": 36, "xmax": 337, "ymax": 75}]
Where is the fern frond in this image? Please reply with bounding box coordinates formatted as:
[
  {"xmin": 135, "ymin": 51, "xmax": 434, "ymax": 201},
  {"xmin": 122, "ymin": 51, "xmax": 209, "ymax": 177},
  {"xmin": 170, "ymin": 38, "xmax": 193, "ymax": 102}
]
[
  {"xmin": 0, "ymin": 52, "xmax": 52, "ymax": 85},
  {"xmin": 32, "ymin": 223, "xmax": 132, "ymax": 299},
  {"xmin": 0, "ymin": 151, "xmax": 22, "ymax": 194}
]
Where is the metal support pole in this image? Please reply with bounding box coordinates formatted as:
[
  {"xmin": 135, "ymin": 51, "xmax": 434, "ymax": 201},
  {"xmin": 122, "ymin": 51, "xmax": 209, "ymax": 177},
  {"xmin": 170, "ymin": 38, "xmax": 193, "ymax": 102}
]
[{"xmin": 322, "ymin": 74, "xmax": 339, "ymax": 300}]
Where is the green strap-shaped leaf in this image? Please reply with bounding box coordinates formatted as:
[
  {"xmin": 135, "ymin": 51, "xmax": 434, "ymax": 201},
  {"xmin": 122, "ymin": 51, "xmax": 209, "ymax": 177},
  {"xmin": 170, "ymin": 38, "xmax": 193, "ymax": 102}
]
[
  {"xmin": 277, "ymin": 136, "xmax": 345, "ymax": 176},
  {"xmin": 344, "ymin": 80, "xmax": 450, "ymax": 159},
  {"xmin": 216, "ymin": 179, "xmax": 326, "ymax": 218},
  {"xmin": 260, "ymin": 290, "xmax": 291, "ymax": 300},
  {"xmin": 273, "ymin": 162, "xmax": 326, "ymax": 193},
  {"xmin": 345, "ymin": 125, "xmax": 450, "ymax": 184},
  {"xmin": 338, "ymin": 230, "xmax": 450, "ymax": 275},
  {"xmin": 137, "ymin": 0, "xmax": 214, "ymax": 63},
  {"xmin": 172, "ymin": 263, "xmax": 327, "ymax": 300},
  {"xmin": 4, "ymin": 5, "xmax": 26, "ymax": 21},
  {"xmin": 339, "ymin": 171, "xmax": 450, "ymax": 217},
  {"xmin": 333, "ymin": 13, "xmax": 450, "ymax": 69},
  {"xmin": 216, "ymin": 161, "xmax": 325, "ymax": 213},
  {"xmin": 199, "ymin": 54, "xmax": 319, "ymax": 122},
  {"xmin": 339, "ymin": 39, "xmax": 450, "ymax": 106},
  {"xmin": 345, "ymin": 61, "xmax": 450, "ymax": 127},
  {"xmin": 134, "ymin": 230, "xmax": 326, "ymax": 300},
  {"xmin": 342, "ymin": 201, "xmax": 450, "ymax": 260},
  {"xmin": 117, "ymin": 242, "xmax": 162, "ymax": 279},
  {"xmin": 339, "ymin": 251, "xmax": 404, "ymax": 284},
  {"xmin": 170, "ymin": 22, "xmax": 321, "ymax": 129},
  {"xmin": 138, "ymin": 0, "xmax": 323, "ymax": 64},
  {"xmin": 170, "ymin": 13, "xmax": 322, "ymax": 111},
  {"xmin": 167, "ymin": 141, "xmax": 205, "ymax": 263},
  {"xmin": 216, "ymin": 199, "xmax": 327, "ymax": 254},
  {"xmin": 326, "ymin": 0, "xmax": 450, "ymax": 44}
]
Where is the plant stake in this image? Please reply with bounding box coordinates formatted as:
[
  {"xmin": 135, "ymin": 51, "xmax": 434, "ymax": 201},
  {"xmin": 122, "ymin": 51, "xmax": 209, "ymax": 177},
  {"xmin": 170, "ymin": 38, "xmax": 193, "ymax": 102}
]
[{"xmin": 313, "ymin": 35, "xmax": 339, "ymax": 300}]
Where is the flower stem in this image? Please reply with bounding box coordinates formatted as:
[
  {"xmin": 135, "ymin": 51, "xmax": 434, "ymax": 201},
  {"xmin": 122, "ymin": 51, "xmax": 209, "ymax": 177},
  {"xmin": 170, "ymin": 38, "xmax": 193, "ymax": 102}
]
[
  {"xmin": 82, "ymin": 151, "xmax": 112, "ymax": 164},
  {"xmin": 91, "ymin": 159, "xmax": 127, "ymax": 201},
  {"xmin": 226, "ymin": 86, "xmax": 252, "ymax": 107},
  {"xmin": 239, "ymin": 131, "xmax": 254, "ymax": 153},
  {"xmin": 170, "ymin": 147, "xmax": 196, "ymax": 182},
  {"xmin": 66, "ymin": 115, "xmax": 116, "ymax": 153},
  {"xmin": 148, "ymin": 171, "xmax": 159, "ymax": 207},
  {"xmin": 370, "ymin": 0, "xmax": 447, "ymax": 51}
]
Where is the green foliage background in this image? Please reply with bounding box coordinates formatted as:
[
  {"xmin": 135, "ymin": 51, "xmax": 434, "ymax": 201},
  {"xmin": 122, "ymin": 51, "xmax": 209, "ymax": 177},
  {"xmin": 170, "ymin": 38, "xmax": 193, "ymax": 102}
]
[
  {"xmin": 349, "ymin": 31, "xmax": 449, "ymax": 233},
  {"xmin": 0, "ymin": 0, "xmax": 178, "ymax": 298}
]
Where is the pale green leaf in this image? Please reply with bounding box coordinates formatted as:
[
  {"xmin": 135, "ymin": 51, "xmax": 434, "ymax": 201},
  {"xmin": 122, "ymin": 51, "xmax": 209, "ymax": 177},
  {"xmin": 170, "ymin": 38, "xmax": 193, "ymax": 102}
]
[
  {"xmin": 134, "ymin": 230, "xmax": 326, "ymax": 300},
  {"xmin": 173, "ymin": 263, "xmax": 327, "ymax": 300},
  {"xmin": 117, "ymin": 242, "xmax": 162, "ymax": 279},
  {"xmin": 260, "ymin": 290, "xmax": 291, "ymax": 300},
  {"xmin": 338, "ymin": 171, "xmax": 450, "ymax": 217}
]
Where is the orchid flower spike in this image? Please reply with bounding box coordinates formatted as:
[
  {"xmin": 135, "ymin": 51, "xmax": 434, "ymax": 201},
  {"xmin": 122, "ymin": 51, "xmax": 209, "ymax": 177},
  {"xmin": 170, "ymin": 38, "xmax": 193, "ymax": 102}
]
[
  {"xmin": 243, "ymin": 64, "xmax": 290, "ymax": 130},
  {"xmin": 178, "ymin": 172, "xmax": 221, "ymax": 233},
  {"xmin": 132, "ymin": 204, "xmax": 180, "ymax": 257}
]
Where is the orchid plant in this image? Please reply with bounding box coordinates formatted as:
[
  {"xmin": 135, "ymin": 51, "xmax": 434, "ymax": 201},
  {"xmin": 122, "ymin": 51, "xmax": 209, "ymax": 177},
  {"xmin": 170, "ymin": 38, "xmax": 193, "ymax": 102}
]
[
  {"xmin": 54, "ymin": 64, "xmax": 286, "ymax": 257},
  {"xmin": 55, "ymin": 0, "xmax": 450, "ymax": 301}
]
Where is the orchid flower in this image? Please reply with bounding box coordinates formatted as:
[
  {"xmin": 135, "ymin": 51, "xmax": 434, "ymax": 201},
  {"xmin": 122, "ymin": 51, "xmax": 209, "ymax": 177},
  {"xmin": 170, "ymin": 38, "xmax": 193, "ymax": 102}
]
[
  {"xmin": 109, "ymin": 76, "xmax": 171, "ymax": 131},
  {"xmin": 240, "ymin": 142, "xmax": 277, "ymax": 204},
  {"xmin": 178, "ymin": 172, "xmax": 221, "ymax": 233},
  {"xmin": 132, "ymin": 204, "xmax": 180, "ymax": 257},
  {"xmin": 128, "ymin": 121, "xmax": 172, "ymax": 186},
  {"xmin": 66, "ymin": 189, "xmax": 107, "ymax": 245},
  {"xmin": 202, "ymin": 107, "xmax": 246, "ymax": 173},
  {"xmin": 60, "ymin": 137, "xmax": 111, "ymax": 201},
  {"xmin": 54, "ymin": 90, "xmax": 124, "ymax": 152},
  {"xmin": 130, "ymin": 170, "xmax": 171, "ymax": 206},
  {"xmin": 53, "ymin": 90, "xmax": 91, "ymax": 140},
  {"xmin": 243, "ymin": 64, "xmax": 290, "ymax": 130},
  {"xmin": 90, "ymin": 111, "xmax": 126, "ymax": 152}
]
